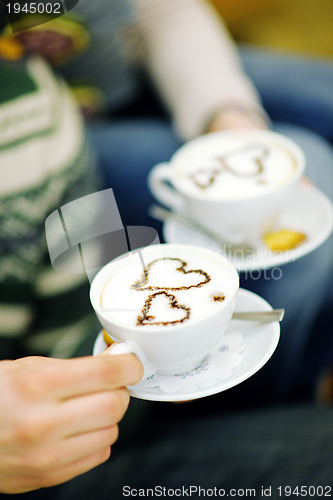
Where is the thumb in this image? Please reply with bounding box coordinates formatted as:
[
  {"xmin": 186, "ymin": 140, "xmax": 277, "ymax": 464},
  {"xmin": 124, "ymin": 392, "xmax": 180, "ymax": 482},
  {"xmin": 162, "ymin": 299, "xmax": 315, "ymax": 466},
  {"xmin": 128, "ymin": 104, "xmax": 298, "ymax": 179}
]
[
  {"xmin": 96, "ymin": 329, "xmax": 117, "ymax": 356},
  {"xmin": 98, "ymin": 342, "xmax": 120, "ymax": 357}
]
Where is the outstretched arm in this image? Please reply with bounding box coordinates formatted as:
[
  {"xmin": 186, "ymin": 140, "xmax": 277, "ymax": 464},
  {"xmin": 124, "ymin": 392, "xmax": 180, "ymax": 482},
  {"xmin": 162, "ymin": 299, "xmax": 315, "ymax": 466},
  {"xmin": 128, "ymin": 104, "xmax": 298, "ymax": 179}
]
[{"xmin": 134, "ymin": 0, "xmax": 268, "ymax": 139}]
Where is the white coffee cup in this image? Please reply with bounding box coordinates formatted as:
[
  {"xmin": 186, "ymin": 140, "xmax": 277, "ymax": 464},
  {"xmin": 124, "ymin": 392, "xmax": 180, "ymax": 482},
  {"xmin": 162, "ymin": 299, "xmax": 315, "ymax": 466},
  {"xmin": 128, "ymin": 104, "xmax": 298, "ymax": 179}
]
[
  {"xmin": 90, "ymin": 243, "xmax": 239, "ymax": 379},
  {"xmin": 148, "ymin": 129, "xmax": 306, "ymax": 244}
]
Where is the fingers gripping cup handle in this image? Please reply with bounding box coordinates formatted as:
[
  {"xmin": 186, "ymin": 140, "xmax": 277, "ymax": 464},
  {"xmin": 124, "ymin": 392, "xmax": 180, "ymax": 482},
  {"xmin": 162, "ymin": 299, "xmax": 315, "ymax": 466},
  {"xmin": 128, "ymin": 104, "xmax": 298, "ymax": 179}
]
[
  {"xmin": 148, "ymin": 163, "xmax": 185, "ymax": 213},
  {"xmin": 109, "ymin": 341, "xmax": 156, "ymax": 380}
]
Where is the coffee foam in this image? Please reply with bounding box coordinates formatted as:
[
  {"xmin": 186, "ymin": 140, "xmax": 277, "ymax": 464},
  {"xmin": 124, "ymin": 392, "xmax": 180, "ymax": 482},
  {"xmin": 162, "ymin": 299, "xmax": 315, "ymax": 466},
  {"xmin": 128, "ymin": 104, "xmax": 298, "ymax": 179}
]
[
  {"xmin": 100, "ymin": 247, "xmax": 238, "ymax": 328},
  {"xmin": 174, "ymin": 132, "xmax": 299, "ymax": 200}
]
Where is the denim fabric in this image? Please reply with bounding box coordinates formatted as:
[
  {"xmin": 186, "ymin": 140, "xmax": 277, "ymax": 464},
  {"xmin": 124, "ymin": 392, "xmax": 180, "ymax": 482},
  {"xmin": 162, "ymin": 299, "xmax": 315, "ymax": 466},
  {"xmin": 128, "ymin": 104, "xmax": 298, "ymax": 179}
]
[{"xmin": 240, "ymin": 46, "xmax": 333, "ymax": 141}]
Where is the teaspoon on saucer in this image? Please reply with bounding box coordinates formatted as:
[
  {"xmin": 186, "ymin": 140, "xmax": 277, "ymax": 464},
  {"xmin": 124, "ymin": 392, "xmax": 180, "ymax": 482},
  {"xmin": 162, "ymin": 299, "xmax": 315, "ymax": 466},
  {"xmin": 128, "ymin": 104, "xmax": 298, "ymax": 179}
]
[
  {"xmin": 149, "ymin": 204, "xmax": 256, "ymax": 253},
  {"xmin": 232, "ymin": 309, "xmax": 285, "ymax": 323}
]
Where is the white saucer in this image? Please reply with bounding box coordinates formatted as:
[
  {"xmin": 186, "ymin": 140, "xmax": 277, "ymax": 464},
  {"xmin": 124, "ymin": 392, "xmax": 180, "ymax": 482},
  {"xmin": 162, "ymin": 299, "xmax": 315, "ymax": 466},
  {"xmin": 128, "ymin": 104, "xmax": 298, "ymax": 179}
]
[
  {"xmin": 92, "ymin": 289, "xmax": 280, "ymax": 402},
  {"xmin": 163, "ymin": 183, "xmax": 333, "ymax": 271}
]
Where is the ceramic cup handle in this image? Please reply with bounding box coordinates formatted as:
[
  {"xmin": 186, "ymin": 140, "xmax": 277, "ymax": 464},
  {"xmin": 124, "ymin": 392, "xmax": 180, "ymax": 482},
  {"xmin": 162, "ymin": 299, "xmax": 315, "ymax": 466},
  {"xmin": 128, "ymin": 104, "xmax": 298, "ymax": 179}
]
[
  {"xmin": 148, "ymin": 163, "xmax": 185, "ymax": 213},
  {"xmin": 109, "ymin": 341, "xmax": 156, "ymax": 380}
]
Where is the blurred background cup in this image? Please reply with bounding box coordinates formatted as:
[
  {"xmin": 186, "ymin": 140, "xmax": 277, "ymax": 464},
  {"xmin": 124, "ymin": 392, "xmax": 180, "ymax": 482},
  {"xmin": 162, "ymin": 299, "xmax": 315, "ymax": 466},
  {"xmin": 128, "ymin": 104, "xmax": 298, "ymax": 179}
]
[{"xmin": 148, "ymin": 129, "xmax": 306, "ymax": 245}]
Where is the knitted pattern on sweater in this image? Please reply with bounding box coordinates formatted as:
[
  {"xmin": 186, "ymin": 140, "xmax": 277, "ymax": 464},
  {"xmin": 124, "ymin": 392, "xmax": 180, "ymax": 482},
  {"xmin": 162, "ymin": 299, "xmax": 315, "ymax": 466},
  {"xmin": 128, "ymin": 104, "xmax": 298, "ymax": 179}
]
[{"xmin": 0, "ymin": 58, "xmax": 99, "ymax": 360}]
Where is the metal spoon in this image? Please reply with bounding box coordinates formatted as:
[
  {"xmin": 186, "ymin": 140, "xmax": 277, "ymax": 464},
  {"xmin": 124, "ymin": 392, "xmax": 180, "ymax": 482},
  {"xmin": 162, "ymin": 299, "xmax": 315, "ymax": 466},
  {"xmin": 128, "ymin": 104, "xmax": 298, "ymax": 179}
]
[
  {"xmin": 232, "ymin": 309, "xmax": 285, "ymax": 323},
  {"xmin": 149, "ymin": 204, "xmax": 256, "ymax": 253}
]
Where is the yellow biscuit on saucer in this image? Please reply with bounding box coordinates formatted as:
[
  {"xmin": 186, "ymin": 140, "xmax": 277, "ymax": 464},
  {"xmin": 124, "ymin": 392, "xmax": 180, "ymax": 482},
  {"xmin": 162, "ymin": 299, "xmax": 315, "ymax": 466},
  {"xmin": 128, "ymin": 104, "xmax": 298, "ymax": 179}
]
[{"xmin": 264, "ymin": 229, "xmax": 306, "ymax": 251}]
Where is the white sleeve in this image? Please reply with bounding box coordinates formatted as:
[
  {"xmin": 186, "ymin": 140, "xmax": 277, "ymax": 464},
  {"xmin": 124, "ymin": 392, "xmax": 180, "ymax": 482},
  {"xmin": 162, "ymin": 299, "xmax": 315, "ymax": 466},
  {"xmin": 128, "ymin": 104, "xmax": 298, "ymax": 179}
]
[{"xmin": 133, "ymin": 0, "xmax": 265, "ymax": 140}]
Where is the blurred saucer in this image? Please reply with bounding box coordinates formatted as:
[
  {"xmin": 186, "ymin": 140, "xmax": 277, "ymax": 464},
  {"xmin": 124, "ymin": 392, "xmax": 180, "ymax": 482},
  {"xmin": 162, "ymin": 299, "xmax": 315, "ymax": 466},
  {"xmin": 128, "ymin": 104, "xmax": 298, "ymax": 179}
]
[
  {"xmin": 163, "ymin": 183, "xmax": 333, "ymax": 271},
  {"xmin": 92, "ymin": 288, "xmax": 280, "ymax": 402}
]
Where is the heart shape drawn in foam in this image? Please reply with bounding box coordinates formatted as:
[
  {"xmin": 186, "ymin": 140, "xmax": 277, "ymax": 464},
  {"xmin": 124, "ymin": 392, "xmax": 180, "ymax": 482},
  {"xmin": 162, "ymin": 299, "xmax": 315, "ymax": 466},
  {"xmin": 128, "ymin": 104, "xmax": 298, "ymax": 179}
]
[
  {"xmin": 136, "ymin": 291, "xmax": 191, "ymax": 326},
  {"xmin": 189, "ymin": 144, "xmax": 268, "ymax": 189},
  {"xmin": 189, "ymin": 166, "xmax": 222, "ymax": 190},
  {"xmin": 131, "ymin": 257, "xmax": 211, "ymax": 292},
  {"xmin": 221, "ymin": 144, "xmax": 268, "ymax": 177}
]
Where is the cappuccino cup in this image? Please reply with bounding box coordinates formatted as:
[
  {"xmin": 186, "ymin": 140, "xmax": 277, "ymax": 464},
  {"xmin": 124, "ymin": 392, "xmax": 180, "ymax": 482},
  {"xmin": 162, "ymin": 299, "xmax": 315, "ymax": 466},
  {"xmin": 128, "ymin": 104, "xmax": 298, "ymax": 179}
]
[
  {"xmin": 148, "ymin": 130, "xmax": 305, "ymax": 244},
  {"xmin": 90, "ymin": 243, "xmax": 239, "ymax": 379}
]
